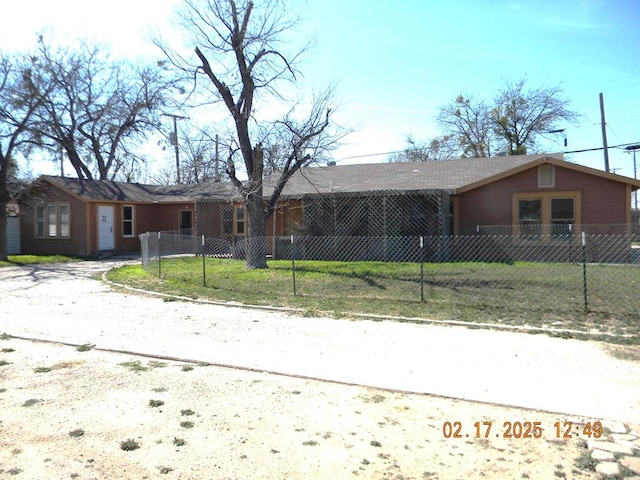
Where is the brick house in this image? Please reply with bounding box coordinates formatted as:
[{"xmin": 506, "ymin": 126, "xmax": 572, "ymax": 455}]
[{"xmin": 17, "ymin": 154, "xmax": 640, "ymax": 259}]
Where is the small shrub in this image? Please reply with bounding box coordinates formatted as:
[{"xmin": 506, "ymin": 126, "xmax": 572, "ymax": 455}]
[
  {"xmin": 22, "ymin": 398, "xmax": 41, "ymax": 407},
  {"xmin": 118, "ymin": 360, "xmax": 149, "ymax": 372},
  {"xmin": 1, "ymin": 348, "xmax": 15, "ymax": 353},
  {"xmin": 159, "ymin": 466, "xmax": 174, "ymax": 474},
  {"xmin": 370, "ymin": 440, "xmax": 382, "ymax": 447},
  {"xmin": 76, "ymin": 344, "xmax": 93, "ymax": 352},
  {"xmin": 181, "ymin": 409, "xmax": 195, "ymax": 416},
  {"xmin": 181, "ymin": 365, "xmax": 194, "ymax": 372},
  {"xmin": 69, "ymin": 429, "xmax": 85, "ymax": 438},
  {"xmin": 180, "ymin": 421, "xmax": 194, "ymax": 429},
  {"xmin": 0, "ymin": 360, "xmax": 11, "ymax": 366},
  {"xmin": 149, "ymin": 360, "xmax": 168, "ymax": 368},
  {"xmin": 574, "ymin": 451, "xmax": 597, "ymax": 471},
  {"xmin": 173, "ymin": 437, "xmax": 186, "ymax": 447},
  {"xmin": 152, "ymin": 387, "xmax": 168, "ymax": 392},
  {"xmin": 0, "ymin": 333, "xmax": 11, "ymax": 340},
  {"xmin": 149, "ymin": 399, "xmax": 165, "ymax": 408},
  {"xmin": 34, "ymin": 366, "xmax": 52, "ymax": 373},
  {"xmin": 120, "ymin": 439, "xmax": 140, "ymax": 451}
]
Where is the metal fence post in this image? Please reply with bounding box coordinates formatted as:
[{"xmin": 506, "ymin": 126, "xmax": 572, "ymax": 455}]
[
  {"xmin": 158, "ymin": 232, "xmax": 162, "ymax": 278},
  {"xmin": 291, "ymin": 235, "xmax": 297, "ymax": 296},
  {"xmin": 420, "ymin": 236, "xmax": 425, "ymax": 302},
  {"xmin": 582, "ymin": 231, "xmax": 589, "ymax": 312},
  {"xmin": 202, "ymin": 235, "xmax": 206, "ymax": 287}
]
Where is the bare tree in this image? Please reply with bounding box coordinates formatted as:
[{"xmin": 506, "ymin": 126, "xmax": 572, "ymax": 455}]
[
  {"xmin": 168, "ymin": 0, "xmax": 342, "ymax": 268},
  {"xmin": 0, "ymin": 51, "xmax": 50, "ymax": 261},
  {"xmin": 435, "ymin": 78, "xmax": 579, "ymax": 158},
  {"xmin": 27, "ymin": 37, "xmax": 172, "ymax": 181},
  {"xmin": 176, "ymin": 127, "xmax": 226, "ymax": 184},
  {"xmin": 437, "ymin": 95, "xmax": 495, "ymax": 158},
  {"xmin": 388, "ymin": 135, "xmax": 459, "ymax": 162},
  {"xmin": 492, "ymin": 77, "xmax": 580, "ymax": 155}
]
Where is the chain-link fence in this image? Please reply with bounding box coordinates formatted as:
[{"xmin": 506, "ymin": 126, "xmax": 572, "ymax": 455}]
[{"xmin": 139, "ymin": 225, "xmax": 640, "ymax": 333}]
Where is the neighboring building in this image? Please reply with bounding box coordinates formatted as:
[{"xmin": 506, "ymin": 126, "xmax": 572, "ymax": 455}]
[
  {"xmin": 18, "ymin": 176, "xmax": 233, "ymax": 257},
  {"xmin": 18, "ymin": 154, "xmax": 640, "ymax": 259}
]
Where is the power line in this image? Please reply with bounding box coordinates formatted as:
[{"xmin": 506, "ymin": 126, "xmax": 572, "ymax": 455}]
[
  {"xmin": 565, "ymin": 141, "xmax": 640, "ymax": 155},
  {"xmin": 336, "ymin": 141, "xmax": 640, "ymax": 163}
]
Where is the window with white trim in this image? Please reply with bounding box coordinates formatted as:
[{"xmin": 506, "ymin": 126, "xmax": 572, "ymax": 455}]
[
  {"xmin": 35, "ymin": 203, "xmax": 71, "ymax": 239},
  {"xmin": 234, "ymin": 206, "xmax": 245, "ymax": 235},
  {"xmin": 122, "ymin": 205, "xmax": 135, "ymax": 237}
]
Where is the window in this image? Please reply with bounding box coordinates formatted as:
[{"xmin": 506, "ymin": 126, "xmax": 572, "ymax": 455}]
[
  {"xmin": 513, "ymin": 192, "xmax": 580, "ymax": 240},
  {"xmin": 223, "ymin": 207, "xmax": 233, "ymax": 234},
  {"xmin": 234, "ymin": 206, "xmax": 245, "ymax": 235},
  {"xmin": 36, "ymin": 208, "xmax": 45, "ymax": 238},
  {"xmin": 122, "ymin": 205, "xmax": 135, "ymax": 237},
  {"xmin": 35, "ymin": 203, "xmax": 70, "ymax": 239},
  {"xmin": 47, "ymin": 205, "xmax": 57, "ymax": 237},
  {"xmin": 550, "ymin": 198, "xmax": 575, "ymax": 240},
  {"xmin": 59, "ymin": 205, "xmax": 70, "ymax": 237},
  {"xmin": 518, "ymin": 199, "xmax": 542, "ymax": 239},
  {"xmin": 538, "ymin": 165, "xmax": 555, "ymax": 188},
  {"xmin": 223, "ymin": 205, "xmax": 247, "ymax": 236}
]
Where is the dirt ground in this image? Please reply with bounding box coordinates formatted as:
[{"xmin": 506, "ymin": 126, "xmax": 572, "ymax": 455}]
[{"xmin": 0, "ymin": 337, "xmax": 602, "ymax": 480}]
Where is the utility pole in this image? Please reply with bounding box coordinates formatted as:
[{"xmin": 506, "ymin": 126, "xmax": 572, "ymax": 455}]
[
  {"xmin": 215, "ymin": 134, "xmax": 220, "ymax": 182},
  {"xmin": 59, "ymin": 145, "xmax": 64, "ymax": 177},
  {"xmin": 599, "ymin": 93, "xmax": 610, "ymax": 173},
  {"xmin": 163, "ymin": 113, "xmax": 188, "ymax": 184},
  {"xmin": 625, "ymin": 144, "xmax": 640, "ymax": 222}
]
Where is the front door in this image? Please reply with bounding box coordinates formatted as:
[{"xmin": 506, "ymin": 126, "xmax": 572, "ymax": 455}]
[
  {"xmin": 180, "ymin": 210, "xmax": 193, "ymax": 232},
  {"xmin": 98, "ymin": 205, "xmax": 115, "ymax": 250}
]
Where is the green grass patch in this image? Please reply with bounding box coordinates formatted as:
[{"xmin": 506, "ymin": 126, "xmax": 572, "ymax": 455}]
[
  {"xmin": 105, "ymin": 257, "xmax": 640, "ymax": 342},
  {"xmin": 0, "ymin": 255, "xmax": 80, "ymax": 267}
]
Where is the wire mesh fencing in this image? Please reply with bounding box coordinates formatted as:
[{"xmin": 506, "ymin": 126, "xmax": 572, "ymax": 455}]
[{"xmin": 139, "ymin": 225, "xmax": 640, "ymax": 333}]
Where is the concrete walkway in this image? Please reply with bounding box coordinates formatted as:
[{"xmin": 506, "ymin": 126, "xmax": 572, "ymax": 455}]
[{"xmin": 1, "ymin": 259, "xmax": 639, "ymax": 424}]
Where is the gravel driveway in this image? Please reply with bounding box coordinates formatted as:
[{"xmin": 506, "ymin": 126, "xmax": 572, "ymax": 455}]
[{"xmin": 1, "ymin": 259, "xmax": 639, "ymax": 424}]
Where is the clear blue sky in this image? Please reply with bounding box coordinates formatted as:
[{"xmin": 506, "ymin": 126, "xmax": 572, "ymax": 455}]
[{"xmin": 2, "ymin": 0, "xmax": 639, "ymax": 179}]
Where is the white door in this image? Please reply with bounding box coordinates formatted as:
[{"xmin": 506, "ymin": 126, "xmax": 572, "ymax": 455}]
[{"xmin": 98, "ymin": 205, "xmax": 115, "ymax": 250}]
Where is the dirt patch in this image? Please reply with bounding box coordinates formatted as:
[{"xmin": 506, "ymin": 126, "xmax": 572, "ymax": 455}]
[{"xmin": 0, "ymin": 338, "xmax": 601, "ymax": 479}]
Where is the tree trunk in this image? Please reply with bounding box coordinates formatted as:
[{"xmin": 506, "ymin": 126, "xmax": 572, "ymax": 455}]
[
  {"xmin": 0, "ymin": 167, "xmax": 8, "ymax": 262},
  {"xmin": 243, "ymin": 145, "xmax": 267, "ymax": 269},
  {"xmin": 245, "ymin": 193, "xmax": 267, "ymax": 269}
]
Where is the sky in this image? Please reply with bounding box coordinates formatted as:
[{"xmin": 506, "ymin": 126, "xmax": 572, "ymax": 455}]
[{"xmin": 2, "ymin": 0, "xmax": 640, "ymax": 180}]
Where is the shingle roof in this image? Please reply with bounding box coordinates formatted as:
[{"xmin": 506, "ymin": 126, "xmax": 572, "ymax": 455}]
[
  {"xmin": 270, "ymin": 154, "xmax": 560, "ymax": 197},
  {"xmin": 39, "ymin": 176, "xmax": 236, "ymax": 203},
  {"xmin": 36, "ymin": 153, "xmax": 640, "ymax": 203}
]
